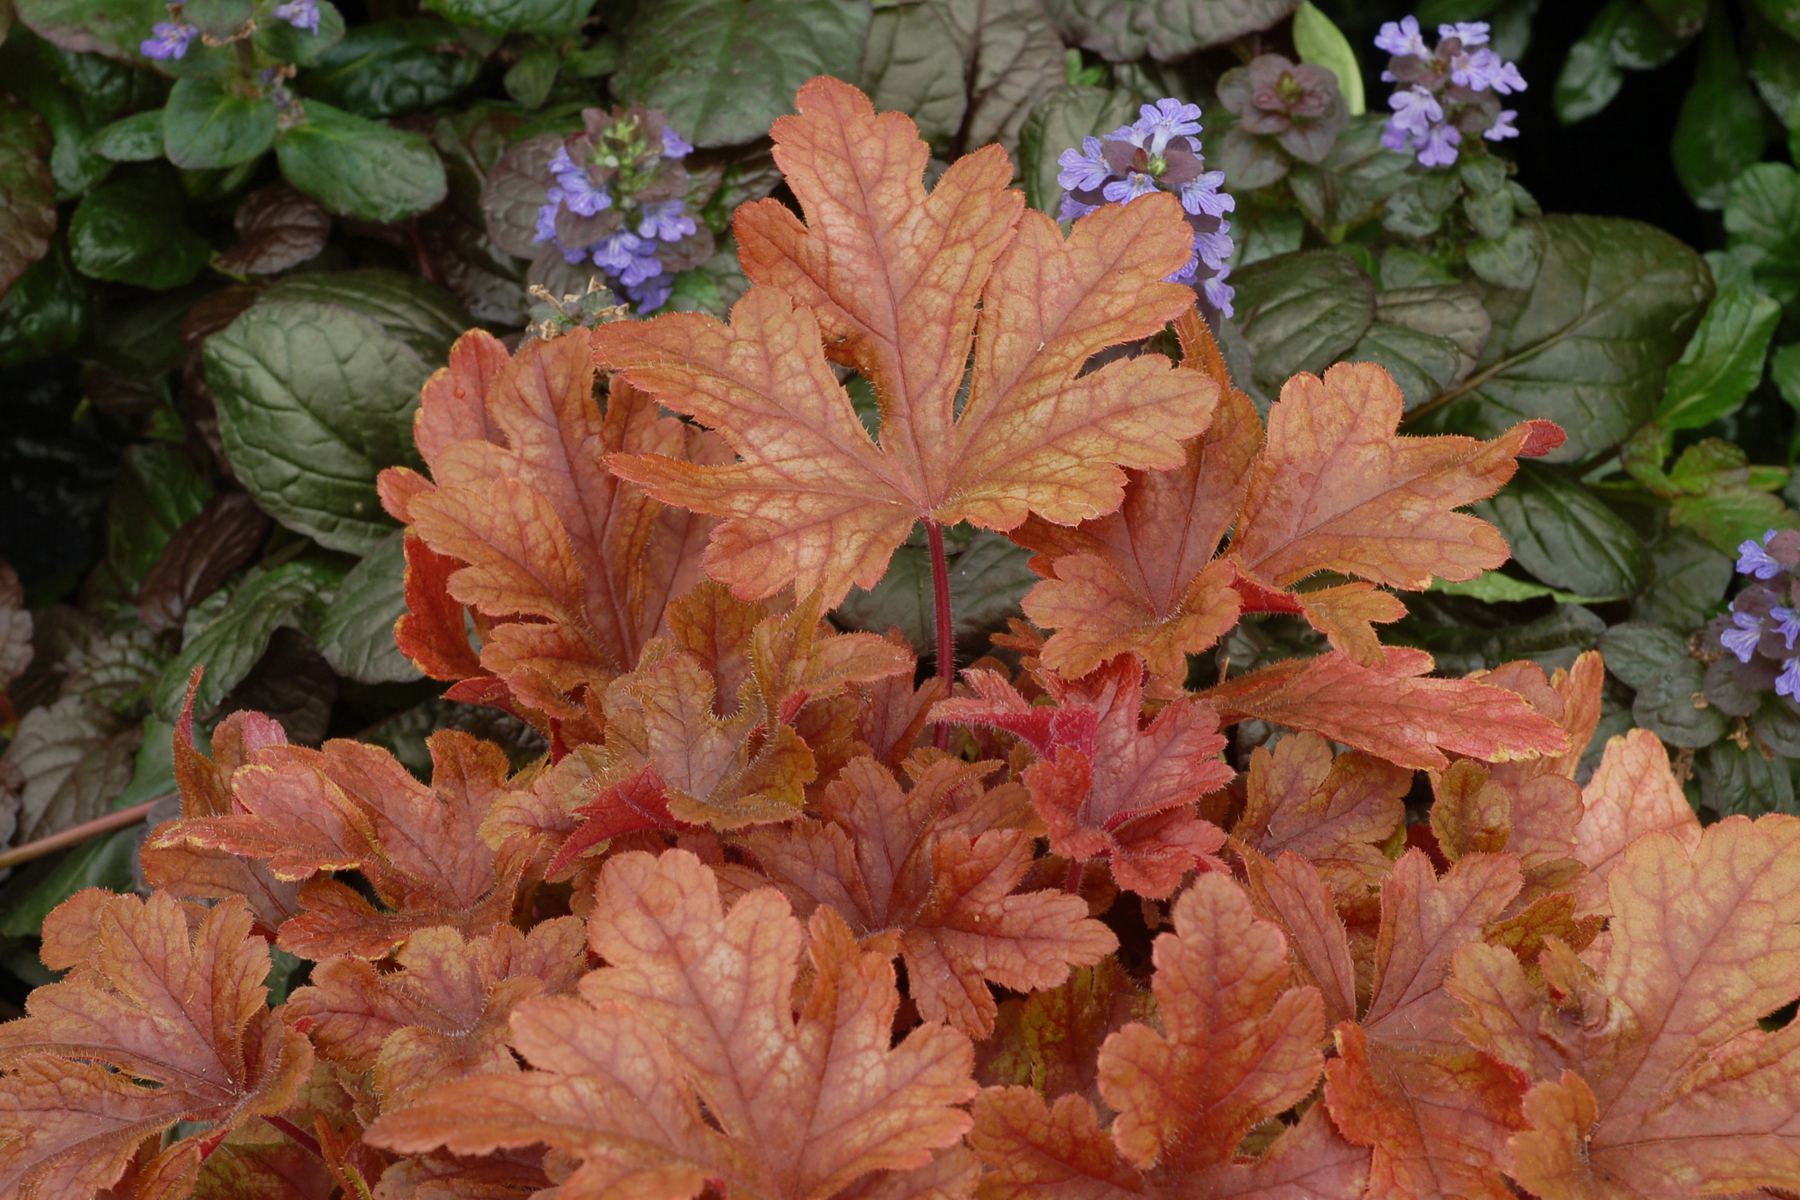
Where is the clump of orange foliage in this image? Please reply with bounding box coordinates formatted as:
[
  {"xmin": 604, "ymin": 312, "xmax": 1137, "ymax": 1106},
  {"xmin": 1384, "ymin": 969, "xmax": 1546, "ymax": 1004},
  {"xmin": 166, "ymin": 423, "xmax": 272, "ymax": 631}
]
[{"xmin": 4, "ymin": 77, "xmax": 1797, "ymax": 1200}]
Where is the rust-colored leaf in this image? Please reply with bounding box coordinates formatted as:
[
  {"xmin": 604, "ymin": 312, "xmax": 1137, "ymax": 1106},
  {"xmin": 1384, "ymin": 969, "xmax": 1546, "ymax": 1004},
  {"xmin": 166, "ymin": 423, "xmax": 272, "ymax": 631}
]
[
  {"xmin": 151, "ymin": 729, "xmax": 527, "ymax": 959},
  {"xmin": 933, "ymin": 656, "xmax": 1233, "ymax": 897},
  {"xmin": 1233, "ymin": 731, "xmax": 1408, "ymax": 899},
  {"xmin": 1240, "ymin": 849, "xmax": 1359, "ymax": 1030},
  {"xmin": 0, "ymin": 891, "xmax": 313, "ymax": 1199},
  {"xmin": 597, "ymin": 77, "xmax": 1219, "ymax": 606},
  {"xmin": 1200, "ymin": 647, "xmax": 1570, "ymax": 772},
  {"xmin": 750, "ymin": 755, "xmax": 1114, "ymax": 1037},
  {"xmin": 367, "ymin": 849, "xmax": 978, "ymax": 1200},
  {"xmin": 1570, "ymin": 728, "xmax": 1700, "ymax": 916}
]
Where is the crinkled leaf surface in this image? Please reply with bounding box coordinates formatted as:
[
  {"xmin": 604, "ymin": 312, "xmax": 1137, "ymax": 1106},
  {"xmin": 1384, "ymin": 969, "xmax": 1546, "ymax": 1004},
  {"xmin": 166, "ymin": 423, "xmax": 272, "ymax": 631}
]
[
  {"xmin": 1040, "ymin": 0, "xmax": 1300, "ymax": 62},
  {"xmin": 0, "ymin": 96, "xmax": 55, "ymax": 299},
  {"xmin": 596, "ymin": 77, "xmax": 1221, "ymax": 607},
  {"xmin": 1570, "ymin": 728, "xmax": 1701, "ymax": 915}
]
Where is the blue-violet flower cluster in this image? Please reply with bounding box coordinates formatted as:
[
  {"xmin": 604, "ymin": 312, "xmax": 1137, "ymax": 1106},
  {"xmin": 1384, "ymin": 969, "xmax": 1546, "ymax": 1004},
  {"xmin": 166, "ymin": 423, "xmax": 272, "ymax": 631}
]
[
  {"xmin": 1710, "ymin": 530, "xmax": 1800, "ymax": 700},
  {"xmin": 141, "ymin": 0, "xmax": 318, "ymax": 58},
  {"xmin": 1054, "ymin": 99, "xmax": 1235, "ymax": 316},
  {"xmin": 529, "ymin": 106, "xmax": 711, "ymax": 312},
  {"xmin": 1375, "ymin": 17, "xmax": 1523, "ymax": 168}
]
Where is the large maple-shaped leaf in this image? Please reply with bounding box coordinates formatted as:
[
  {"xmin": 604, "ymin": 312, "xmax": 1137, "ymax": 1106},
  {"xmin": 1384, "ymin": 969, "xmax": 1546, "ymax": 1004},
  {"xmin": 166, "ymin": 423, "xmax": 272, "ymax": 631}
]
[
  {"xmin": 1200, "ymin": 647, "xmax": 1569, "ymax": 772},
  {"xmin": 1016, "ymin": 316, "xmax": 1563, "ymax": 677},
  {"xmin": 151, "ymin": 730, "xmax": 528, "ymax": 959},
  {"xmin": 0, "ymin": 891, "xmax": 313, "ymax": 1199},
  {"xmin": 933, "ymin": 655, "xmax": 1233, "ymax": 896},
  {"xmin": 379, "ymin": 328, "xmax": 725, "ymax": 724},
  {"xmin": 594, "ymin": 76, "xmax": 1220, "ymax": 606},
  {"xmin": 367, "ymin": 849, "xmax": 978, "ymax": 1200},
  {"xmin": 1453, "ymin": 816, "xmax": 1800, "ymax": 1198},
  {"xmin": 287, "ymin": 918, "xmax": 587, "ymax": 1107},
  {"xmin": 749, "ymin": 754, "xmax": 1114, "ymax": 1037},
  {"xmin": 139, "ymin": 670, "xmax": 304, "ymax": 930},
  {"xmin": 968, "ymin": 872, "xmax": 1368, "ymax": 1199},
  {"xmin": 1570, "ymin": 727, "xmax": 1700, "ymax": 916}
]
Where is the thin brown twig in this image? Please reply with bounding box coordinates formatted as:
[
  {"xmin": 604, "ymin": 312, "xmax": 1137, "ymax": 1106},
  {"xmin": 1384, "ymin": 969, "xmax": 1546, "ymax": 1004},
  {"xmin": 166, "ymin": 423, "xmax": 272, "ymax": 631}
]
[{"xmin": 0, "ymin": 796, "xmax": 173, "ymax": 873}]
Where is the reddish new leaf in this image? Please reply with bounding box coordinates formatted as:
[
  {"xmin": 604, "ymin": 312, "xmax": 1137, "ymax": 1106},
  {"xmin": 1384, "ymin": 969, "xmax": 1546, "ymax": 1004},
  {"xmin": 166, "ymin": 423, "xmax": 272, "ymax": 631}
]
[
  {"xmin": 0, "ymin": 891, "xmax": 313, "ymax": 1199},
  {"xmin": 596, "ymin": 77, "xmax": 1220, "ymax": 605},
  {"xmin": 367, "ymin": 849, "xmax": 978, "ymax": 1200},
  {"xmin": 152, "ymin": 730, "xmax": 527, "ymax": 959},
  {"xmin": 933, "ymin": 656, "xmax": 1232, "ymax": 896},
  {"xmin": 1454, "ymin": 816, "xmax": 1800, "ymax": 1197},
  {"xmin": 750, "ymin": 755, "xmax": 1114, "ymax": 1037},
  {"xmin": 1200, "ymin": 647, "xmax": 1569, "ymax": 772}
]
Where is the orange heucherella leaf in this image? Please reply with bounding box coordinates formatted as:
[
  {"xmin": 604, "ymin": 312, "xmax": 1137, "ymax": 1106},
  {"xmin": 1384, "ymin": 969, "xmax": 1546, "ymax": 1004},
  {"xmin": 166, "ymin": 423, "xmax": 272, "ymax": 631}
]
[
  {"xmin": 139, "ymin": 670, "xmax": 303, "ymax": 930},
  {"xmin": 367, "ymin": 849, "xmax": 978, "ymax": 1200},
  {"xmin": 933, "ymin": 656, "xmax": 1233, "ymax": 897},
  {"xmin": 749, "ymin": 755, "xmax": 1116, "ymax": 1037},
  {"xmin": 1455, "ymin": 816, "xmax": 1800, "ymax": 1197},
  {"xmin": 152, "ymin": 730, "xmax": 527, "ymax": 959},
  {"xmin": 1461, "ymin": 657, "xmax": 1598, "ymax": 874},
  {"xmin": 380, "ymin": 329, "xmax": 725, "ymax": 722},
  {"xmin": 369, "ymin": 1148, "xmax": 553, "ymax": 1200},
  {"xmin": 595, "ymin": 77, "xmax": 1220, "ymax": 606},
  {"xmin": 1233, "ymin": 731, "xmax": 1408, "ymax": 899},
  {"xmin": 1570, "ymin": 728, "xmax": 1700, "ymax": 916},
  {"xmin": 1428, "ymin": 760, "xmax": 1513, "ymax": 861},
  {"xmin": 1240, "ymin": 849, "xmax": 1360, "ymax": 1030},
  {"xmin": 978, "ymin": 959, "xmax": 1155, "ymax": 1108},
  {"xmin": 1200, "ymin": 647, "xmax": 1569, "ymax": 771},
  {"xmin": 0, "ymin": 892, "xmax": 313, "ymax": 1199},
  {"xmin": 286, "ymin": 918, "xmax": 586, "ymax": 1107},
  {"xmin": 1228, "ymin": 362, "xmax": 1563, "ymax": 593}
]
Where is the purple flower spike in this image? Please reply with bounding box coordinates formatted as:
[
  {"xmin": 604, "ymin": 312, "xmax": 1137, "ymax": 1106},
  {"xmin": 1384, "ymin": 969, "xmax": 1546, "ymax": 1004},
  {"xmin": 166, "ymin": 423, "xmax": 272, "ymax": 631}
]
[
  {"xmin": 1778, "ymin": 656, "xmax": 1800, "ymax": 699},
  {"xmin": 273, "ymin": 0, "xmax": 320, "ymax": 32},
  {"xmin": 548, "ymin": 147, "xmax": 612, "ymax": 217},
  {"xmin": 1132, "ymin": 98, "xmax": 1203, "ymax": 157},
  {"xmin": 1723, "ymin": 612, "xmax": 1765, "ymax": 663},
  {"xmin": 1388, "ymin": 86, "xmax": 1442, "ymax": 138},
  {"xmin": 637, "ymin": 198, "xmax": 696, "ymax": 242},
  {"xmin": 1102, "ymin": 171, "xmax": 1160, "ymax": 204},
  {"xmin": 1375, "ymin": 14, "xmax": 1429, "ymax": 57},
  {"xmin": 1739, "ymin": 533, "xmax": 1786, "ymax": 580},
  {"xmin": 1417, "ymin": 123, "xmax": 1462, "ymax": 167},
  {"xmin": 628, "ymin": 274, "xmax": 674, "ymax": 313},
  {"xmin": 1057, "ymin": 137, "xmax": 1111, "ymax": 192},
  {"xmin": 661, "ymin": 127, "xmax": 693, "ymax": 159},
  {"xmin": 1180, "ymin": 170, "xmax": 1234, "ymax": 218},
  {"xmin": 1775, "ymin": 606, "xmax": 1800, "ymax": 650},
  {"xmin": 141, "ymin": 19, "xmax": 195, "ymax": 59}
]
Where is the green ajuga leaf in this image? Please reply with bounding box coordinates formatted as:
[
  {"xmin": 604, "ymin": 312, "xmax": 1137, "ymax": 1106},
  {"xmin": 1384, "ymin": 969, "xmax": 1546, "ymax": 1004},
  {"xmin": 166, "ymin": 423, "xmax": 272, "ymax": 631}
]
[
  {"xmin": 1632, "ymin": 527, "xmax": 1733, "ymax": 628},
  {"xmin": 12, "ymin": 0, "xmax": 162, "ymax": 60},
  {"xmin": 612, "ymin": 0, "xmax": 872, "ymax": 148},
  {"xmin": 151, "ymin": 557, "xmax": 345, "ymax": 721},
  {"xmin": 252, "ymin": 0, "xmax": 344, "ymax": 65},
  {"xmin": 1429, "ymin": 572, "xmax": 1609, "ymax": 605},
  {"xmin": 1657, "ymin": 289, "xmax": 1782, "ymax": 430},
  {"xmin": 0, "ymin": 234, "xmax": 88, "ymax": 364},
  {"xmin": 1285, "ymin": 112, "xmax": 1414, "ymax": 230},
  {"xmin": 1699, "ymin": 739, "xmax": 1795, "ymax": 816},
  {"xmin": 1671, "ymin": 488, "xmax": 1800, "ymax": 553},
  {"xmin": 1559, "ymin": 0, "xmax": 1689, "ymax": 124},
  {"xmin": 1420, "ymin": 214, "xmax": 1713, "ymax": 462},
  {"xmin": 0, "ymin": 825, "xmax": 138, "ymax": 940},
  {"xmin": 1724, "ymin": 162, "xmax": 1800, "ymax": 307},
  {"xmin": 162, "ymin": 77, "xmax": 277, "ymax": 170},
  {"xmin": 88, "ymin": 107, "xmax": 163, "ymax": 160},
  {"xmin": 87, "ymin": 442, "xmax": 214, "ymax": 604},
  {"xmin": 1633, "ymin": 655, "xmax": 1729, "ymax": 747},
  {"xmin": 1040, "ymin": 0, "xmax": 1298, "ymax": 62},
  {"xmin": 1476, "ymin": 463, "xmax": 1648, "ymax": 599},
  {"xmin": 276, "ymin": 100, "xmax": 446, "ymax": 222},
  {"xmin": 297, "ymin": 19, "xmax": 485, "ymax": 118},
  {"xmin": 503, "ymin": 45, "xmax": 560, "ymax": 109},
  {"xmin": 1230, "ymin": 248, "xmax": 1376, "ymax": 398},
  {"xmin": 425, "ymin": 0, "xmax": 592, "ymax": 37},
  {"xmin": 67, "ymin": 172, "xmax": 210, "ymax": 289},
  {"xmin": 1016, "ymin": 84, "xmax": 1136, "ymax": 215},
  {"xmin": 315, "ymin": 530, "xmax": 419, "ymax": 684},
  {"xmin": 1673, "ymin": 16, "xmax": 1768, "ymax": 210},
  {"xmin": 1597, "ymin": 621, "xmax": 1690, "ymax": 689},
  {"xmin": 832, "ymin": 525, "xmax": 1038, "ymax": 657},
  {"xmin": 0, "ymin": 95, "xmax": 56, "ymax": 297}
]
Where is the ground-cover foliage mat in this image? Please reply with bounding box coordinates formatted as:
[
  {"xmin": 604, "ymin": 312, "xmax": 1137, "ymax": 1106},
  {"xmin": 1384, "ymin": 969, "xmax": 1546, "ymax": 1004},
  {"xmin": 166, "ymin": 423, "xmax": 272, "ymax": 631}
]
[{"xmin": 8, "ymin": 64, "xmax": 1800, "ymax": 1200}]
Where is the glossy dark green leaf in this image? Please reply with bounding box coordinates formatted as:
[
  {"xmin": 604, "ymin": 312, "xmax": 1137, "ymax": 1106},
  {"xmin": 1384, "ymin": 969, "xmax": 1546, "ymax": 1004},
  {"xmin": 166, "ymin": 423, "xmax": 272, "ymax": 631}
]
[
  {"xmin": 12, "ymin": 0, "xmax": 162, "ymax": 60},
  {"xmin": 1229, "ymin": 248, "xmax": 1376, "ymax": 396},
  {"xmin": 1016, "ymin": 84, "xmax": 1136, "ymax": 215},
  {"xmin": 0, "ymin": 95, "xmax": 56, "ymax": 298},
  {"xmin": 832, "ymin": 525, "xmax": 1037, "ymax": 656},
  {"xmin": 0, "ymin": 235, "xmax": 88, "ymax": 364},
  {"xmin": 426, "ymin": 0, "xmax": 591, "ymax": 36},
  {"xmin": 0, "ymin": 36, "xmax": 114, "ymax": 199},
  {"xmin": 315, "ymin": 530, "xmax": 419, "ymax": 684},
  {"xmin": 1657, "ymin": 289, "xmax": 1782, "ymax": 430},
  {"xmin": 0, "ymin": 826, "xmax": 138, "ymax": 940},
  {"xmin": 1464, "ymin": 225, "xmax": 1541, "ymax": 289},
  {"xmin": 1559, "ymin": 0, "xmax": 1689, "ymax": 124},
  {"xmin": 1672, "ymin": 15, "xmax": 1768, "ymax": 210},
  {"xmin": 1755, "ymin": 692, "xmax": 1800, "ymax": 756},
  {"xmin": 298, "ymin": 19, "xmax": 485, "ymax": 118},
  {"xmin": 1752, "ymin": 0, "xmax": 1800, "ymax": 43},
  {"xmin": 1476, "ymin": 463, "xmax": 1648, "ymax": 598},
  {"xmin": 67, "ymin": 174, "xmax": 210, "ymax": 289},
  {"xmin": 612, "ymin": 0, "xmax": 872, "ymax": 148},
  {"xmin": 252, "ymin": 0, "xmax": 345, "ymax": 65},
  {"xmin": 1699, "ymin": 739, "xmax": 1795, "ymax": 815},
  {"xmin": 261, "ymin": 268, "xmax": 468, "ymax": 363},
  {"xmin": 1633, "ymin": 655, "xmax": 1728, "ymax": 747},
  {"xmin": 1597, "ymin": 620, "xmax": 1689, "ymax": 688},
  {"xmin": 88, "ymin": 107, "xmax": 163, "ymax": 160},
  {"xmin": 1670, "ymin": 488, "xmax": 1800, "ymax": 553},
  {"xmin": 1285, "ymin": 112, "xmax": 1413, "ymax": 230},
  {"xmin": 504, "ymin": 45, "xmax": 560, "ymax": 108},
  {"xmin": 1345, "ymin": 322, "xmax": 1465, "ymax": 411},
  {"xmin": 1750, "ymin": 21, "xmax": 1800, "ymax": 128},
  {"xmin": 1631, "ymin": 526, "xmax": 1733, "ymax": 627},
  {"xmin": 162, "ymin": 77, "xmax": 277, "ymax": 170},
  {"xmin": 1422, "ymin": 215, "xmax": 1712, "ymax": 461},
  {"xmin": 277, "ymin": 100, "xmax": 446, "ymax": 223},
  {"xmin": 85, "ymin": 442, "xmax": 214, "ymax": 605},
  {"xmin": 1724, "ymin": 162, "xmax": 1800, "ymax": 305},
  {"xmin": 1040, "ymin": 0, "xmax": 1298, "ymax": 62},
  {"xmin": 1642, "ymin": 0, "xmax": 1706, "ymax": 37}
]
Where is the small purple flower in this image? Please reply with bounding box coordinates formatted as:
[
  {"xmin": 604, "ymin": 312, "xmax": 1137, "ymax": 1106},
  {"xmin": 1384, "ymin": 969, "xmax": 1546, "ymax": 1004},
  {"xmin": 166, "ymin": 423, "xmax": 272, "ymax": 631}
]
[
  {"xmin": 1102, "ymin": 171, "xmax": 1160, "ymax": 204},
  {"xmin": 548, "ymin": 147, "xmax": 612, "ymax": 217},
  {"xmin": 1130, "ymin": 98, "xmax": 1203, "ymax": 157},
  {"xmin": 141, "ymin": 19, "xmax": 195, "ymax": 59},
  {"xmin": 1417, "ymin": 122, "xmax": 1462, "ymax": 167},
  {"xmin": 1202, "ymin": 266, "xmax": 1234, "ymax": 315},
  {"xmin": 661, "ymin": 127, "xmax": 693, "ymax": 159},
  {"xmin": 1723, "ymin": 612, "xmax": 1765, "ymax": 663},
  {"xmin": 1195, "ymin": 225, "xmax": 1233, "ymax": 271},
  {"xmin": 1485, "ymin": 110, "xmax": 1520, "ymax": 141},
  {"xmin": 1488, "ymin": 59, "xmax": 1527, "ymax": 95},
  {"xmin": 1775, "ymin": 606, "xmax": 1800, "ymax": 650},
  {"xmin": 637, "ymin": 199, "xmax": 696, "ymax": 242},
  {"xmin": 1058, "ymin": 193, "xmax": 1099, "ymax": 222},
  {"xmin": 1387, "ymin": 86, "xmax": 1442, "ymax": 139},
  {"xmin": 1449, "ymin": 47, "xmax": 1503, "ymax": 90},
  {"xmin": 1057, "ymin": 137, "xmax": 1111, "ymax": 192},
  {"xmin": 1778, "ymin": 656, "xmax": 1800, "ymax": 699},
  {"xmin": 1739, "ymin": 533, "xmax": 1786, "ymax": 580},
  {"xmin": 1439, "ymin": 21, "xmax": 1489, "ymax": 45},
  {"xmin": 273, "ymin": 0, "xmax": 319, "ymax": 32},
  {"xmin": 1375, "ymin": 14, "xmax": 1429, "ymax": 57},
  {"xmin": 627, "ymin": 274, "xmax": 674, "ymax": 313},
  {"xmin": 1180, "ymin": 171, "xmax": 1233, "ymax": 218},
  {"xmin": 533, "ymin": 197, "xmax": 560, "ymax": 245}
]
